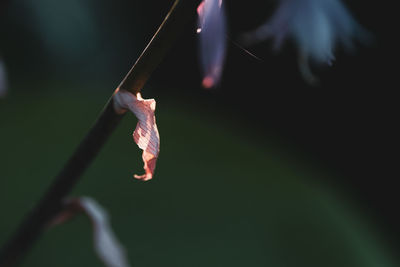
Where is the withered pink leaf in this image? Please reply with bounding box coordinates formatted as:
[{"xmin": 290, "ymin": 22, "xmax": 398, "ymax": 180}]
[
  {"xmin": 113, "ymin": 88, "xmax": 160, "ymax": 181},
  {"xmin": 51, "ymin": 197, "xmax": 130, "ymax": 267}
]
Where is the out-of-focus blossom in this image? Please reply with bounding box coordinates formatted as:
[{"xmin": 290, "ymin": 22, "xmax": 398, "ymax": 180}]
[
  {"xmin": 242, "ymin": 0, "xmax": 369, "ymax": 83},
  {"xmin": 51, "ymin": 197, "xmax": 130, "ymax": 267},
  {"xmin": 0, "ymin": 60, "xmax": 7, "ymax": 98},
  {"xmin": 197, "ymin": 0, "xmax": 227, "ymax": 88},
  {"xmin": 18, "ymin": 0, "xmax": 99, "ymax": 64},
  {"xmin": 113, "ymin": 88, "xmax": 160, "ymax": 181}
]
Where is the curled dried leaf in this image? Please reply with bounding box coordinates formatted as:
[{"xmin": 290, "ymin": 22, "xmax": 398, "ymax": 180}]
[{"xmin": 113, "ymin": 88, "xmax": 160, "ymax": 181}]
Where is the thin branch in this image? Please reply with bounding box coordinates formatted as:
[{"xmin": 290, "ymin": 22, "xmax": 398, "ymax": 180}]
[{"xmin": 0, "ymin": 0, "xmax": 200, "ymax": 266}]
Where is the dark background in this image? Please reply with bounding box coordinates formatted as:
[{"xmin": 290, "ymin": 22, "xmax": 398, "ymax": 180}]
[
  {"xmin": 161, "ymin": 0, "xmax": 400, "ymax": 248},
  {"xmin": 0, "ymin": 0, "xmax": 398, "ymax": 266}
]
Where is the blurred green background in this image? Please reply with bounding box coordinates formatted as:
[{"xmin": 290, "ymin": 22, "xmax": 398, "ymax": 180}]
[
  {"xmin": 0, "ymin": 88, "xmax": 396, "ymax": 267},
  {"xmin": 0, "ymin": 0, "xmax": 397, "ymax": 266}
]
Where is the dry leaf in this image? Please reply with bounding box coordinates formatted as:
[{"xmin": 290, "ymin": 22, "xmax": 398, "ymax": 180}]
[{"xmin": 113, "ymin": 88, "xmax": 160, "ymax": 181}]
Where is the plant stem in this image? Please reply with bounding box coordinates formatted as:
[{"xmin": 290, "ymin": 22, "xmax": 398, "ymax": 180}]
[{"xmin": 0, "ymin": 0, "xmax": 200, "ymax": 265}]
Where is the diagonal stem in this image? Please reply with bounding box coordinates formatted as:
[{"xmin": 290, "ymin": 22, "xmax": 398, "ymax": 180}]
[{"xmin": 0, "ymin": 0, "xmax": 200, "ymax": 265}]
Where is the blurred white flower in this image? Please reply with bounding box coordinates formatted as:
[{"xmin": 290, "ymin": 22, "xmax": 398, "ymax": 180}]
[
  {"xmin": 243, "ymin": 0, "xmax": 369, "ymax": 83},
  {"xmin": 197, "ymin": 0, "xmax": 227, "ymax": 88},
  {"xmin": 0, "ymin": 60, "xmax": 8, "ymax": 98},
  {"xmin": 51, "ymin": 197, "xmax": 131, "ymax": 267}
]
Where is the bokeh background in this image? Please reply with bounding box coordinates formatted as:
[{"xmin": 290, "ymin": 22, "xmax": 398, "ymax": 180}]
[{"xmin": 0, "ymin": 0, "xmax": 397, "ymax": 266}]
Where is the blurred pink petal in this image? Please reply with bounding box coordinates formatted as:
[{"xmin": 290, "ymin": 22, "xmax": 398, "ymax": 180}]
[
  {"xmin": 197, "ymin": 0, "xmax": 227, "ymax": 88},
  {"xmin": 0, "ymin": 60, "xmax": 8, "ymax": 98},
  {"xmin": 51, "ymin": 197, "xmax": 130, "ymax": 267},
  {"xmin": 113, "ymin": 88, "xmax": 160, "ymax": 181},
  {"xmin": 196, "ymin": 1, "xmax": 205, "ymax": 30}
]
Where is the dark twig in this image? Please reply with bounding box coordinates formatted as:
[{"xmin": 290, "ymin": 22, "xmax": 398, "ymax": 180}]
[{"xmin": 0, "ymin": 0, "xmax": 200, "ymax": 265}]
